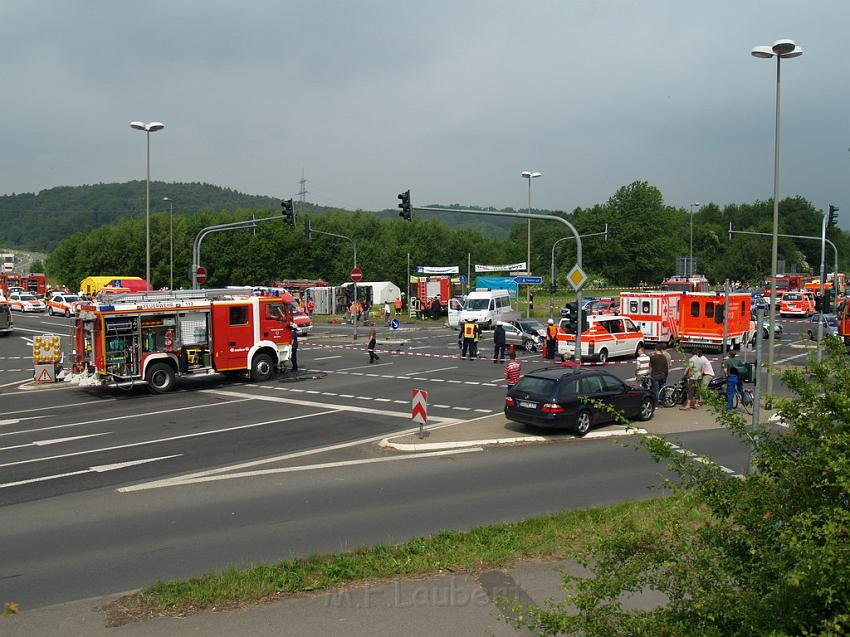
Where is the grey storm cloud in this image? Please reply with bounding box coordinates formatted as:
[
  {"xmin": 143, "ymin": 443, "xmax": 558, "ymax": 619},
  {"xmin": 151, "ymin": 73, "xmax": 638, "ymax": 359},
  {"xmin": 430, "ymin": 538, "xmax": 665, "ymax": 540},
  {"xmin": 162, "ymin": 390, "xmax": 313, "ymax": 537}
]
[{"xmin": 1, "ymin": 0, "xmax": 848, "ymax": 225}]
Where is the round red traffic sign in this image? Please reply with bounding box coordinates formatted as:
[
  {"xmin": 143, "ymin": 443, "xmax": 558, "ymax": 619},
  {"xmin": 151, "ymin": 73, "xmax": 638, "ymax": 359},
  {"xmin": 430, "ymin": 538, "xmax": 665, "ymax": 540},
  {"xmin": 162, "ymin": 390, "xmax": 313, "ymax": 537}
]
[
  {"xmin": 195, "ymin": 266, "xmax": 207, "ymax": 284},
  {"xmin": 350, "ymin": 267, "xmax": 363, "ymax": 282}
]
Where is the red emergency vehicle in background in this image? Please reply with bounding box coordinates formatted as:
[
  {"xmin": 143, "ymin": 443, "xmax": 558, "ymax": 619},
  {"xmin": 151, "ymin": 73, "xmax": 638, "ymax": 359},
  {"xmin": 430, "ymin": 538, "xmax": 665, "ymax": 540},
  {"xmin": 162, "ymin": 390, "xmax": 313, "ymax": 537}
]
[
  {"xmin": 659, "ymin": 275, "xmax": 710, "ymax": 293},
  {"xmin": 835, "ymin": 296, "xmax": 850, "ymax": 345},
  {"xmin": 24, "ymin": 273, "xmax": 47, "ymax": 296},
  {"xmin": 72, "ymin": 288, "xmax": 296, "ymax": 393},
  {"xmin": 0, "ymin": 272, "xmax": 23, "ymax": 296},
  {"xmin": 414, "ymin": 276, "xmax": 459, "ymax": 305},
  {"xmin": 620, "ymin": 291, "xmax": 682, "ymax": 346},
  {"xmin": 677, "ymin": 292, "xmax": 753, "ymax": 350}
]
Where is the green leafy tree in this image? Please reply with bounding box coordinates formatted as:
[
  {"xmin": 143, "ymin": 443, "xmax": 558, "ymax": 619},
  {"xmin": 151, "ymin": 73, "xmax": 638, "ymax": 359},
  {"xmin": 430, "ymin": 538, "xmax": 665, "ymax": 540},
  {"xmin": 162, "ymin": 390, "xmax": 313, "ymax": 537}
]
[{"xmin": 514, "ymin": 339, "xmax": 850, "ymax": 636}]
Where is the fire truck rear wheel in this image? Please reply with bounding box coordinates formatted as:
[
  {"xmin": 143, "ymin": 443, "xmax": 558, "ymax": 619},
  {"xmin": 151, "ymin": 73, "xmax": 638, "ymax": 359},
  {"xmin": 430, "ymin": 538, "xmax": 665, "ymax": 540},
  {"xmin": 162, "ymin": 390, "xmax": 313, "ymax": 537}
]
[
  {"xmin": 146, "ymin": 362, "xmax": 176, "ymax": 394},
  {"xmin": 251, "ymin": 353, "xmax": 274, "ymax": 382}
]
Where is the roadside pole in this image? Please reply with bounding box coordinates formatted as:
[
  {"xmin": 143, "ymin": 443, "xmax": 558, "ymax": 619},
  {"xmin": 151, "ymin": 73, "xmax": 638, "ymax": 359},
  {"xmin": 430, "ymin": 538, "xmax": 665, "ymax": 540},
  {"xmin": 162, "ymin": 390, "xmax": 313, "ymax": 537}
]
[
  {"xmin": 817, "ymin": 213, "xmax": 827, "ymax": 360},
  {"xmin": 722, "ymin": 279, "xmax": 730, "ymax": 355},
  {"xmin": 192, "ymin": 217, "xmax": 279, "ymax": 289},
  {"xmin": 749, "ymin": 307, "xmax": 764, "ymax": 475}
]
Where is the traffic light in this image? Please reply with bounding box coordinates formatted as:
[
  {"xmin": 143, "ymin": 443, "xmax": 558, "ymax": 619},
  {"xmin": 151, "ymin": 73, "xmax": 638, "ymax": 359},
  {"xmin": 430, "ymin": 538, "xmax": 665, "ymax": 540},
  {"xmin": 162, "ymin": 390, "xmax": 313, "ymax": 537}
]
[
  {"xmin": 281, "ymin": 199, "xmax": 295, "ymax": 226},
  {"xmin": 828, "ymin": 204, "xmax": 839, "ymax": 228},
  {"xmin": 304, "ymin": 218, "xmax": 312, "ymax": 241},
  {"xmin": 397, "ymin": 190, "xmax": 412, "ymax": 221}
]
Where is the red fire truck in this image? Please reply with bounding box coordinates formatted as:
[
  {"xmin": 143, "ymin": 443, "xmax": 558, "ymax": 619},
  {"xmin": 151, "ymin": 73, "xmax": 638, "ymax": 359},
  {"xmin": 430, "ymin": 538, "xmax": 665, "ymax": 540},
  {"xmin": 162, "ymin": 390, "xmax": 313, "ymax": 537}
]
[
  {"xmin": 677, "ymin": 291, "xmax": 753, "ymax": 350},
  {"xmin": 24, "ymin": 273, "xmax": 47, "ymax": 296},
  {"xmin": 659, "ymin": 275, "xmax": 710, "ymax": 293},
  {"xmin": 72, "ymin": 288, "xmax": 296, "ymax": 393},
  {"xmin": 0, "ymin": 272, "xmax": 23, "ymax": 296}
]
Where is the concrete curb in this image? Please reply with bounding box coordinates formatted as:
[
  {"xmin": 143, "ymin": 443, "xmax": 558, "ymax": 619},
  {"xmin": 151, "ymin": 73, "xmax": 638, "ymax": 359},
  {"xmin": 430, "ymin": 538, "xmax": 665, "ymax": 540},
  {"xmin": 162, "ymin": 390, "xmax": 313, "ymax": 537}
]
[{"xmin": 379, "ymin": 427, "xmax": 645, "ymax": 452}]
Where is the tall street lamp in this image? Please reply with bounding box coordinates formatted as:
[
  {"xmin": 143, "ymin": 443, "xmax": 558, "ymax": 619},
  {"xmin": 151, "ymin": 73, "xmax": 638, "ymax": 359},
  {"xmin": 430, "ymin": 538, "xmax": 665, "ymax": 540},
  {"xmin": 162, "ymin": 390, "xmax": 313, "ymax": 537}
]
[
  {"xmin": 751, "ymin": 39, "xmax": 802, "ymax": 398},
  {"xmin": 689, "ymin": 202, "xmax": 701, "ymax": 276},
  {"xmin": 521, "ymin": 171, "xmax": 542, "ymax": 319},
  {"xmin": 163, "ymin": 197, "xmax": 174, "ymax": 290},
  {"xmin": 130, "ymin": 121, "xmax": 165, "ymax": 290}
]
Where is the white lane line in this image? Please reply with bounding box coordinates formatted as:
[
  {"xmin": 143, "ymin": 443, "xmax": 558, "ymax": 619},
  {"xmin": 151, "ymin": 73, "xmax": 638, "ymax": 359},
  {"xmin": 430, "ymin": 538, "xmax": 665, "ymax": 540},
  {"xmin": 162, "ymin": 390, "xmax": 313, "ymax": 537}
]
[
  {"xmin": 0, "ymin": 398, "xmax": 252, "ymax": 439},
  {"xmin": 407, "ymin": 346, "xmax": 433, "ymax": 350},
  {"xmin": 17, "ymin": 328, "xmax": 54, "ymax": 335},
  {"xmin": 776, "ymin": 352, "xmax": 809, "ymax": 365},
  {"xmin": 430, "ymin": 379, "xmax": 445, "ymax": 382},
  {"xmin": 434, "ymin": 404, "xmax": 451, "ymax": 408},
  {"xmin": 0, "ymin": 377, "xmax": 34, "ymax": 389},
  {"xmin": 0, "ymin": 409, "xmax": 341, "ymax": 470},
  {"xmin": 0, "ymin": 416, "xmax": 46, "ymax": 426},
  {"xmin": 210, "ymin": 389, "xmax": 454, "ymax": 423},
  {"xmin": 121, "ymin": 448, "xmax": 482, "ymax": 490},
  {"xmin": 481, "ymin": 383, "xmax": 497, "ymax": 387},
  {"xmin": 0, "ymin": 432, "xmax": 111, "ymax": 452},
  {"xmin": 474, "ymin": 409, "xmax": 492, "ymax": 413},
  {"xmin": 393, "ymin": 400, "xmax": 406, "ymax": 404},
  {"xmin": 490, "ymin": 378, "xmax": 505, "ymax": 383},
  {"xmin": 339, "ymin": 394, "xmax": 355, "ymax": 398},
  {"xmin": 381, "ymin": 375, "xmax": 395, "ymax": 378},
  {"xmin": 337, "ymin": 362, "xmax": 392, "ymax": 371},
  {"xmin": 453, "ymin": 407, "xmax": 472, "ymax": 411},
  {"xmin": 374, "ymin": 398, "xmax": 391, "ymax": 402},
  {"xmin": 356, "ymin": 396, "xmax": 372, "ymax": 400},
  {"xmin": 654, "ymin": 437, "xmax": 741, "ymax": 478},
  {"xmin": 447, "ymin": 380, "xmax": 462, "ymax": 384},
  {"xmin": 412, "ymin": 377, "xmax": 429, "ymax": 381},
  {"xmin": 350, "ymin": 372, "xmax": 364, "ymax": 376},
  {"xmin": 305, "ymin": 390, "xmax": 320, "ymax": 394},
  {"xmin": 313, "ymin": 355, "xmax": 342, "ymax": 361},
  {"xmin": 19, "ymin": 337, "xmax": 34, "ymax": 345},
  {"xmin": 0, "ymin": 454, "xmax": 183, "ymax": 489},
  {"xmin": 322, "ymin": 392, "xmax": 337, "ymax": 396}
]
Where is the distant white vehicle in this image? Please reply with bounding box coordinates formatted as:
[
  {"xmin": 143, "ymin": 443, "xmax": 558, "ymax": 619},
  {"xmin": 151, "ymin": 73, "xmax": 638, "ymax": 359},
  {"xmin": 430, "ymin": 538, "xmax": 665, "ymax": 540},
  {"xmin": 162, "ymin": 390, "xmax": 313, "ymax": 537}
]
[{"xmin": 458, "ymin": 289, "xmax": 520, "ymax": 329}]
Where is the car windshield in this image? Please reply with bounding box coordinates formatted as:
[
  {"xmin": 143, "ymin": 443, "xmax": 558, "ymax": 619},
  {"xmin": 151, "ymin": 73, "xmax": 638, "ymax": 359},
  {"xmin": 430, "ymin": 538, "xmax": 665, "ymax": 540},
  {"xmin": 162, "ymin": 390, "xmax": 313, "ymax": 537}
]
[
  {"xmin": 465, "ymin": 298, "xmax": 490, "ymax": 311},
  {"xmin": 63, "ymin": 295, "xmax": 82, "ymax": 302},
  {"xmin": 512, "ymin": 376, "xmax": 557, "ymax": 398},
  {"xmin": 519, "ymin": 321, "xmax": 544, "ymax": 332},
  {"xmin": 783, "ymin": 293, "xmax": 801, "ymax": 301},
  {"xmin": 824, "ymin": 315, "xmax": 838, "ymax": 326},
  {"xmin": 19, "ymin": 294, "xmax": 37, "ymax": 301}
]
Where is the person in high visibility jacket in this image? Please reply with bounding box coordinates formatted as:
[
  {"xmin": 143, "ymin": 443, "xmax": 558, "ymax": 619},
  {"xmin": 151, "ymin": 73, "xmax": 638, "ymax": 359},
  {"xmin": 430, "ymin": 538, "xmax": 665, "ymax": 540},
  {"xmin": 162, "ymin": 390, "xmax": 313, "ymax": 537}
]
[
  {"xmin": 461, "ymin": 319, "xmax": 477, "ymax": 359},
  {"xmin": 545, "ymin": 318, "xmax": 558, "ymax": 360}
]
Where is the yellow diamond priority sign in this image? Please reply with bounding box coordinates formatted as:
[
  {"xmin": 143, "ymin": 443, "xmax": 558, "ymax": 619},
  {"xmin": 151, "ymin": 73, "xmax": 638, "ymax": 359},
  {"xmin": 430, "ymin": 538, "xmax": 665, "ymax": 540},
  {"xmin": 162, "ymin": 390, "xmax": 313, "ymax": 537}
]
[{"xmin": 566, "ymin": 264, "xmax": 587, "ymax": 291}]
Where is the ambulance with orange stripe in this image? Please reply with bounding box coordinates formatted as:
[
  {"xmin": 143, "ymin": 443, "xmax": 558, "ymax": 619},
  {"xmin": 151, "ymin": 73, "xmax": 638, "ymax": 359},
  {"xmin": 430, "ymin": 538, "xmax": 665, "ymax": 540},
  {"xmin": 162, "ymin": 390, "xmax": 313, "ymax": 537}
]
[
  {"xmin": 619, "ymin": 291, "xmax": 681, "ymax": 347},
  {"xmin": 677, "ymin": 291, "xmax": 753, "ymax": 350},
  {"xmin": 556, "ymin": 315, "xmax": 644, "ymax": 363}
]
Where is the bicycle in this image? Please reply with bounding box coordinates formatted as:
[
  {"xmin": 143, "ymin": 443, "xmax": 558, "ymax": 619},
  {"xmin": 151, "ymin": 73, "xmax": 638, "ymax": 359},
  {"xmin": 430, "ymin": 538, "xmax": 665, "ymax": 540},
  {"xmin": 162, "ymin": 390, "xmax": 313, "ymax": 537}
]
[
  {"xmin": 659, "ymin": 377, "xmax": 688, "ymax": 408},
  {"xmin": 706, "ymin": 376, "xmax": 754, "ymax": 414}
]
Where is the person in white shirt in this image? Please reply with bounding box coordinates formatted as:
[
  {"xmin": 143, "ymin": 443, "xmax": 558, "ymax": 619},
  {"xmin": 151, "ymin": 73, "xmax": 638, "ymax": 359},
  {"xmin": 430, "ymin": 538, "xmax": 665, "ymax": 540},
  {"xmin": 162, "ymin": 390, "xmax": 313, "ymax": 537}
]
[
  {"xmin": 635, "ymin": 345, "xmax": 650, "ymax": 388},
  {"xmin": 383, "ymin": 302, "xmax": 391, "ymax": 326}
]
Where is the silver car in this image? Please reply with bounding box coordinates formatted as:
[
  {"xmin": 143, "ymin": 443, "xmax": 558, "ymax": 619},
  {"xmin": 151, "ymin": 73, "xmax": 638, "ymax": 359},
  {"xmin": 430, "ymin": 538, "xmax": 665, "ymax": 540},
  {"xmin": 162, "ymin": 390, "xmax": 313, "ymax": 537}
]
[
  {"xmin": 500, "ymin": 320, "xmax": 545, "ymax": 351},
  {"xmin": 807, "ymin": 313, "xmax": 838, "ymax": 340}
]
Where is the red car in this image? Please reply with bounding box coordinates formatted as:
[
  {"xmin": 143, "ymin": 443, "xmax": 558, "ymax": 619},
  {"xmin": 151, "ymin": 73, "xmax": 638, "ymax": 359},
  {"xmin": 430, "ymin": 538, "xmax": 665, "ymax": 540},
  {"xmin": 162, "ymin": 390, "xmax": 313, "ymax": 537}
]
[
  {"xmin": 291, "ymin": 311, "xmax": 312, "ymax": 335},
  {"xmin": 587, "ymin": 298, "xmax": 619, "ymax": 316}
]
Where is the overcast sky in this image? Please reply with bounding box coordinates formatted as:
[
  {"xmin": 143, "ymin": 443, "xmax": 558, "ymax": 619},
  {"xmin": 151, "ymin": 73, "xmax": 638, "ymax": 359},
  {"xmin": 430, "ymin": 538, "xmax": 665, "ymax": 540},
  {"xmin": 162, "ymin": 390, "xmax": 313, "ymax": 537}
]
[{"xmin": 2, "ymin": 1, "xmax": 848, "ymax": 225}]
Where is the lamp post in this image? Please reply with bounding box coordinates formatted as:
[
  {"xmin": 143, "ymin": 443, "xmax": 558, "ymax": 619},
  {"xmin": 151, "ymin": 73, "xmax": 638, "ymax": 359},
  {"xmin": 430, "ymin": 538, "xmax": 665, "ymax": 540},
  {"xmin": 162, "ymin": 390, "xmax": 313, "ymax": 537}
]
[
  {"xmin": 521, "ymin": 171, "xmax": 542, "ymax": 318},
  {"xmin": 163, "ymin": 197, "xmax": 173, "ymax": 290},
  {"xmin": 130, "ymin": 121, "xmax": 165, "ymax": 291},
  {"xmin": 751, "ymin": 39, "xmax": 802, "ymax": 398},
  {"xmin": 689, "ymin": 202, "xmax": 701, "ymax": 277}
]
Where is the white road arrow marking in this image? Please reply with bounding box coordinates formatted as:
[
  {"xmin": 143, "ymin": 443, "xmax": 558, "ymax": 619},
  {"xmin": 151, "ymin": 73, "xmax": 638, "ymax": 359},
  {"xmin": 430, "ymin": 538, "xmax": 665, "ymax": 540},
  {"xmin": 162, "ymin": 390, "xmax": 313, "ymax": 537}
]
[
  {"xmin": 0, "ymin": 454, "xmax": 183, "ymax": 489},
  {"xmin": 0, "ymin": 432, "xmax": 111, "ymax": 452}
]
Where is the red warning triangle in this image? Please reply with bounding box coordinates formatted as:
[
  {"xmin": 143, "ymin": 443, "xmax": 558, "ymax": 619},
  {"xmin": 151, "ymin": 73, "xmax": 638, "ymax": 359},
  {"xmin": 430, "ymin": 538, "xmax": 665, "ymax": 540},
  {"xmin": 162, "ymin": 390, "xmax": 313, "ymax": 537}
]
[{"xmin": 35, "ymin": 368, "xmax": 53, "ymax": 383}]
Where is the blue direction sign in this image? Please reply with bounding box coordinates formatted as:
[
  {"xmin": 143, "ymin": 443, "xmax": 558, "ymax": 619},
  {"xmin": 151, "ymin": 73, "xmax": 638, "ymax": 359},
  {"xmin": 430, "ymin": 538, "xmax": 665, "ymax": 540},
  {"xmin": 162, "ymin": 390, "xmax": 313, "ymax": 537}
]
[
  {"xmin": 390, "ymin": 318, "xmax": 400, "ymax": 330},
  {"xmin": 513, "ymin": 276, "xmax": 543, "ymax": 285}
]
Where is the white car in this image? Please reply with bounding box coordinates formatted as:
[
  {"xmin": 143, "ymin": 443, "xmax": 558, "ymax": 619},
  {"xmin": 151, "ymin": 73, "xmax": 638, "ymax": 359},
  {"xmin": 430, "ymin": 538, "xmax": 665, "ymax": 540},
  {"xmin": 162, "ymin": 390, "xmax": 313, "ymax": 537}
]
[{"xmin": 9, "ymin": 291, "xmax": 46, "ymax": 312}]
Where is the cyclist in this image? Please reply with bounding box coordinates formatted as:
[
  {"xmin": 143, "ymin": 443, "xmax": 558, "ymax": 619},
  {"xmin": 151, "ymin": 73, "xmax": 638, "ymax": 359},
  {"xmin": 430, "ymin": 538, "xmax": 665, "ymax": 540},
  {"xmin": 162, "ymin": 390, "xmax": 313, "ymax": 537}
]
[{"xmin": 723, "ymin": 351, "xmax": 742, "ymax": 410}]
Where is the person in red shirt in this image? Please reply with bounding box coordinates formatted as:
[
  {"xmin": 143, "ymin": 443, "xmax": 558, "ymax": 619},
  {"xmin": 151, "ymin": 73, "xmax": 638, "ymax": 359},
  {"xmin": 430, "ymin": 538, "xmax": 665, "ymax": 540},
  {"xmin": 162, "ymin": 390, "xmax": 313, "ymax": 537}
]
[{"xmin": 504, "ymin": 350, "xmax": 522, "ymax": 391}]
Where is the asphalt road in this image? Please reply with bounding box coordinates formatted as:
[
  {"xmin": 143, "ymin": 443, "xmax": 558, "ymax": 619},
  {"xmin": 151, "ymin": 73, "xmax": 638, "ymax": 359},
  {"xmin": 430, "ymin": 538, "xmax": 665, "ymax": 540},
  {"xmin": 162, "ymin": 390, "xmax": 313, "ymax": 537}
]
[{"xmin": 0, "ymin": 310, "xmax": 818, "ymax": 609}]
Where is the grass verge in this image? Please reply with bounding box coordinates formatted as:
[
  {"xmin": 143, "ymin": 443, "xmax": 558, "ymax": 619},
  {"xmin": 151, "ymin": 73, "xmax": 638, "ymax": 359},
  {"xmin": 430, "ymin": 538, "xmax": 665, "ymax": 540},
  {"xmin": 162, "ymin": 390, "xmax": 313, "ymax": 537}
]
[{"xmin": 105, "ymin": 495, "xmax": 705, "ymax": 625}]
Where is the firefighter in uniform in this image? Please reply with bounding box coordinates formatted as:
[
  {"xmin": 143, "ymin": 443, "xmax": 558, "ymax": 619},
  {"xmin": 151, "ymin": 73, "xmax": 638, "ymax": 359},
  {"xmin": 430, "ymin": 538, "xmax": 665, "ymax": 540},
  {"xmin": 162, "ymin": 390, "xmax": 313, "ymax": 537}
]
[
  {"xmin": 545, "ymin": 318, "xmax": 558, "ymax": 360},
  {"xmin": 461, "ymin": 318, "xmax": 477, "ymax": 359}
]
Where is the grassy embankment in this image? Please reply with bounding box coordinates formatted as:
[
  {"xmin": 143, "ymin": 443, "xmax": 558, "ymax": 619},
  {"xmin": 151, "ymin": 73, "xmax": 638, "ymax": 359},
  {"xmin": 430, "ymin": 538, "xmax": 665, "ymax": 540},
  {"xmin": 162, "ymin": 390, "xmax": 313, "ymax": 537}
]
[{"xmin": 106, "ymin": 495, "xmax": 703, "ymax": 624}]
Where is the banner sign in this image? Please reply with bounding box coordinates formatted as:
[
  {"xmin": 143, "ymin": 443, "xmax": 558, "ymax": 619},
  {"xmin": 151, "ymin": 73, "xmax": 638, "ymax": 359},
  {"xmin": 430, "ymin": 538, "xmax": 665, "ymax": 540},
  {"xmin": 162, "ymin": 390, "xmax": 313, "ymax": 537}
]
[
  {"xmin": 474, "ymin": 262, "xmax": 527, "ymax": 273},
  {"xmin": 416, "ymin": 266, "xmax": 459, "ymax": 275}
]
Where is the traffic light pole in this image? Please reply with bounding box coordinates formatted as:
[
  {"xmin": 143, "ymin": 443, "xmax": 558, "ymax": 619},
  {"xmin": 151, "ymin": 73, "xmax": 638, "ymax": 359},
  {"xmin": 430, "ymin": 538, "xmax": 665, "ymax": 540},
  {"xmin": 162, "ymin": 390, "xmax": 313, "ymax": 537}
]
[
  {"xmin": 308, "ymin": 228, "xmax": 359, "ymax": 340},
  {"xmin": 192, "ymin": 218, "xmax": 267, "ymax": 289},
  {"xmin": 415, "ymin": 205, "xmax": 585, "ymax": 363},
  {"xmin": 549, "ymin": 226, "xmax": 608, "ymax": 314}
]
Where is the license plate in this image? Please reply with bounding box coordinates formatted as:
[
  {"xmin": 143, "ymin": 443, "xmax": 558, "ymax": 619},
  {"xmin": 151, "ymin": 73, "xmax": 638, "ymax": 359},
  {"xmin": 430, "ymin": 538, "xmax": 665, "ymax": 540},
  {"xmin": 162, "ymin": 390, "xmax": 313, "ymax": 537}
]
[{"xmin": 519, "ymin": 400, "xmax": 537, "ymax": 409}]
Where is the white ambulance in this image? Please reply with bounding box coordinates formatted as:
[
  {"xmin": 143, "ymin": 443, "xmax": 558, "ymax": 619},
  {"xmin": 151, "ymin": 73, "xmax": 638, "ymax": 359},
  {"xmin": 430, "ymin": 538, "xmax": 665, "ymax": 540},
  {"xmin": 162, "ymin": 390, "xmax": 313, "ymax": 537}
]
[{"xmin": 619, "ymin": 291, "xmax": 682, "ymax": 347}]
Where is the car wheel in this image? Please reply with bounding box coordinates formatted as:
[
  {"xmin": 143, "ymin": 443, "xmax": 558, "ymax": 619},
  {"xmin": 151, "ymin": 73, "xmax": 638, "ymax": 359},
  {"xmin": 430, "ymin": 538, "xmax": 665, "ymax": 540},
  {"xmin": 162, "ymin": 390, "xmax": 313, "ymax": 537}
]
[
  {"xmin": 762, "ymin": 328, "xmax": 769, "ymax": 339},
  {"xmin": 65, "ymin": 309, "xmax": 71, "ymax": 318},
  {"xmin": 250, "ymin": 353, "xmax": 274, "ymax": 382},
  {"xmin": 523, "ymin": 338, "xmax": 536, "ymax": 352},
  {"xmin": 47, "ymin": 307, "xmax": 54, "ymax": 316},
  {"xmin": 146, "ymin": 362, "xmax": 176, "ymax": 394},
  {"xmin": 807, "ymin": 330, "xmax": 814, "ymax": 340},
  {"xmin": 637, "ymin": 396, "xmax": 655, "ymax": 421},
  {"xmin": 597, "ymin": 348, "xmax": 608, "ymax": 364},
  {"xmin": 574, "ymin": 410, "xmax": 592, "ymax": 437},
  {"xmin": 634, "ymin": 342, "xmax": 644, "ymax": 358}
]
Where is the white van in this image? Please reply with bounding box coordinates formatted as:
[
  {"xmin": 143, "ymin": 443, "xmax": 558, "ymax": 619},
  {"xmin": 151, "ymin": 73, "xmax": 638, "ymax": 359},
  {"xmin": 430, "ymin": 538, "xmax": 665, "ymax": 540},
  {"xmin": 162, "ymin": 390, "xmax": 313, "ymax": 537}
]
[{"xmin": 458, "ymin": 289, "xmax": 520, "ymax": 329}]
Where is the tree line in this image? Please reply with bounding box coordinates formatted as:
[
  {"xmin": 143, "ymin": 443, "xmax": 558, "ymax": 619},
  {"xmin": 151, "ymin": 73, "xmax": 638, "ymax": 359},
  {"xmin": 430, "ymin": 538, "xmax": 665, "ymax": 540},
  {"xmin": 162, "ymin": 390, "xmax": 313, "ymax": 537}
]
[{"xmin": 44, "ymin": 180, "xmax": 849, "ymax": 292}]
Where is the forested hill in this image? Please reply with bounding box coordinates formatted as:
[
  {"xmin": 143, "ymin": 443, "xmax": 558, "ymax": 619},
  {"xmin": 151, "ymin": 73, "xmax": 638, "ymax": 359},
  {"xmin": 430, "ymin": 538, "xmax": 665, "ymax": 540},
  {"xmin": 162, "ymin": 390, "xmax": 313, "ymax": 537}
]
[{"xmin": 0, "ymin": 181, "xmax": 521, "ymax": 252}]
